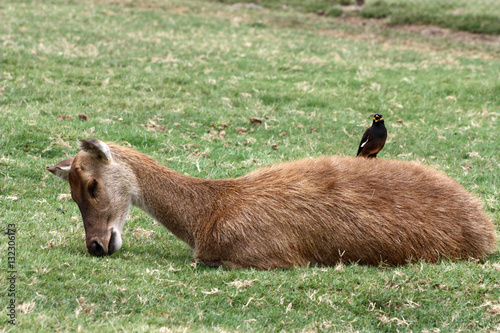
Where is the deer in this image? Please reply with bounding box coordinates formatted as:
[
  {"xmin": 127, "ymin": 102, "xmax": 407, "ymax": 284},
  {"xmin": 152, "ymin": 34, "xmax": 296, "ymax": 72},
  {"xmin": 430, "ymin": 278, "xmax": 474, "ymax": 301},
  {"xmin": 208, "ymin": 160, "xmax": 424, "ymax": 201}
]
[{"xmin": 46, "ymin": 138, "xmax": 497, "ymax": 269}]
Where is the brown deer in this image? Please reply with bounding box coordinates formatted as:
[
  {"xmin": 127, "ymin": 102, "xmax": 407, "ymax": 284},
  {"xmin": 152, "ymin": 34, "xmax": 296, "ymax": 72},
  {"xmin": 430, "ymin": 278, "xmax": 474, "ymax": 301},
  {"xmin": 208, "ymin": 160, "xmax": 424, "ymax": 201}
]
[{"xmin": 47, "ymin": 138, "xmax": 497, "ymax": 269}]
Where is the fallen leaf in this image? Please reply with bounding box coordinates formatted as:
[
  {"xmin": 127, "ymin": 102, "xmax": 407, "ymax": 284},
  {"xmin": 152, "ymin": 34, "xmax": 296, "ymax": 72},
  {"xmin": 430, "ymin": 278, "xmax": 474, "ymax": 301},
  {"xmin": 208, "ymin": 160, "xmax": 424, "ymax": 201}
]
[
  {"xmin": 140, "ymin": 119, "xmax": 167, "ymax": 131},
  {"xmin": 250, "ymin": 117, "xmax": 262, "ymax": 125},
  {"xmin": 462, "ymin": 163, "xmax": 472, "ymax": 170},
  {"xmin": 236, "ymin": 127, "xmax": 248, "ymax": 134}
]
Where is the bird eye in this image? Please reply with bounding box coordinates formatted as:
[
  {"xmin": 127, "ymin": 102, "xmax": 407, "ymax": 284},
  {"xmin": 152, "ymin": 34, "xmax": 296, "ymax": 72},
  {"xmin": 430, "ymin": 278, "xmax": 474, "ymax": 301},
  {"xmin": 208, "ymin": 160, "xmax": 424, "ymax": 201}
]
[{"xmin": 88, "ymin": 179, "xmax": 98, "ymax": 198}]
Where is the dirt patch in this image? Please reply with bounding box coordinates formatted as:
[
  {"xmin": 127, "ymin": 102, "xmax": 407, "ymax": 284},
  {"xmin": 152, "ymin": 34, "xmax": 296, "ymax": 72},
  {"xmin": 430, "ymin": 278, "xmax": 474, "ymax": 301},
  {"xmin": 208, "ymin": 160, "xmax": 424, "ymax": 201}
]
[
  {"xmin": 393, "ymin": 23, "xmax": 500, "ymax": 44},
  {"xmin": 336, "ymin": 15, "xmax": 500, "ymax": 45},
  {"xmin": 306, "ymin": 14, "xmax": 499, "ymax": 58}
]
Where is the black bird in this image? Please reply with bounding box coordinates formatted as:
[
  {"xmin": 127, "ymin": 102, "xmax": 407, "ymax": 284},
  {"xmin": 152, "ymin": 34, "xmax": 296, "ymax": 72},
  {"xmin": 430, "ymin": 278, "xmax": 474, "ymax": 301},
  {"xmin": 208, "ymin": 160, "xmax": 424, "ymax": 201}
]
[{"xmin": 356, "ymin": 114, "xmax": 387, "ymax": 158}]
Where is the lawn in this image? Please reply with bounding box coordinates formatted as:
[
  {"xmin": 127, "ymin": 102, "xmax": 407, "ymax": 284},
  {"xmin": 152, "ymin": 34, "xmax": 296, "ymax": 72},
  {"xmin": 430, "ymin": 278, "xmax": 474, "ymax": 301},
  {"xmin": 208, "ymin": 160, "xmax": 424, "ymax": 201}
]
[{"xmin": 0, "ymin": 0, "xmax": 499, "ymax": 331}]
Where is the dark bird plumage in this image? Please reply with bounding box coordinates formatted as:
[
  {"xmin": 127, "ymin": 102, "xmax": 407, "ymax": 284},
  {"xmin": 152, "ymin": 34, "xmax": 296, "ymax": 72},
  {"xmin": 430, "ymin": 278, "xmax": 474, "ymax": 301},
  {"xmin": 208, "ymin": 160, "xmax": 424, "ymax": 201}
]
[{"xmin": 356, "ymin": 114, "xmax": 387, "ymax": 158}]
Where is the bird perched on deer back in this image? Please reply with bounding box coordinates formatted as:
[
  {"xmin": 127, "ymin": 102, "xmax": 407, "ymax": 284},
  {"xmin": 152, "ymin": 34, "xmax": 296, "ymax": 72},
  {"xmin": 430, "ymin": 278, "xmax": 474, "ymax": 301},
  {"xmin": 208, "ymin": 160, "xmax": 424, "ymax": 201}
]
[{"xmin": 356, "ymin": 114, "xmax": 387, "ymax": 158}]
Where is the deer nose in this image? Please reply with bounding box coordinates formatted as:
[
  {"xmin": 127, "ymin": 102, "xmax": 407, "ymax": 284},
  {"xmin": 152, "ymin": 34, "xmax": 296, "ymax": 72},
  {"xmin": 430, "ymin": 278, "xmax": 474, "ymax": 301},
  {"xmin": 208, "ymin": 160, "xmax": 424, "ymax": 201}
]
[{"xmin": 89, "ymin": 240, "xmax": 107, "ymax": 257}]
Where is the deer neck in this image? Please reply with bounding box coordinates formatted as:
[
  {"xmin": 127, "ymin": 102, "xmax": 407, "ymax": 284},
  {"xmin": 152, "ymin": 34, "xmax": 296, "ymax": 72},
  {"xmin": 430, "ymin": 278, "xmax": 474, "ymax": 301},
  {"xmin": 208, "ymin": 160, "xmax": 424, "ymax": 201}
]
[{"xmin": 116, "ymin": 149, "xmax": 217, "ymax": 248}]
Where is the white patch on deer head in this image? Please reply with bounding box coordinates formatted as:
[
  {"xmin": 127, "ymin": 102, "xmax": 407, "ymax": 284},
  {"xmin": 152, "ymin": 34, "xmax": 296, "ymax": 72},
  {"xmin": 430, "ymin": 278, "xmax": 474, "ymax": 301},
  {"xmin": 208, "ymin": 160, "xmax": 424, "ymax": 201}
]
[{"xmin": 47, "ymin": 138, "xmax": 139, "ymax": 257}]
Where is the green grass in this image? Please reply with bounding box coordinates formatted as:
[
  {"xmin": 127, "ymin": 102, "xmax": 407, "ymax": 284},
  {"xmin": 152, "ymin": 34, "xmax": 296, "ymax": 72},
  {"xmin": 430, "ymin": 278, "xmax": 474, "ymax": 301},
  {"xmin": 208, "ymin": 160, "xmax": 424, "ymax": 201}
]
[{"xmin": 1, "ymin": 0, "xmax": 500, "ymax": 331}]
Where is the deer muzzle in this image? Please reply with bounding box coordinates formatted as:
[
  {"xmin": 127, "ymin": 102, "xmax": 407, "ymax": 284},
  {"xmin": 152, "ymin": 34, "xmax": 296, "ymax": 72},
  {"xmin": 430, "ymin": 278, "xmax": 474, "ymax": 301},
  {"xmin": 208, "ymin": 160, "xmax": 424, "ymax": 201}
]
[{"xmin": 87, "ymin": 228, "xmax": 122, "ymax": 256}]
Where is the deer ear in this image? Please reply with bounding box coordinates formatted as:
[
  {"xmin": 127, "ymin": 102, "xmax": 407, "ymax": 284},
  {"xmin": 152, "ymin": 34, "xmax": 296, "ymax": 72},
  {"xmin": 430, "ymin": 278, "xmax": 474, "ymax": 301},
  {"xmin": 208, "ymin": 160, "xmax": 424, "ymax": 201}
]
[
  {"xmin": 78, "ymin": 138, "xmax": 111, "ymax": 162},
  {"xmin": 46, "ymin": 158, "xmax": 73, "ymax": 182}
]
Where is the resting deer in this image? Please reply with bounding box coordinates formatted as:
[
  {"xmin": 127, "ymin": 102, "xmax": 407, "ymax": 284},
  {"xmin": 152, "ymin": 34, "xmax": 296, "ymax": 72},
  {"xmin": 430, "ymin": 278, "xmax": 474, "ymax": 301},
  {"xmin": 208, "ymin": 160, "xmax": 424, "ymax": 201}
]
[{"xmin": 47, "ymin": 138, "xmax": 497, "ymax": 269}]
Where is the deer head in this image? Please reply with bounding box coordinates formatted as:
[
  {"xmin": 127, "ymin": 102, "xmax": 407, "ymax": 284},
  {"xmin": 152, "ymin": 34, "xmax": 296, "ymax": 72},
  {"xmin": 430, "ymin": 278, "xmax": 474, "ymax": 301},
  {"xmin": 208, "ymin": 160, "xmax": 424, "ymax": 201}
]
[{"xmin": 47, "ymin": 139, "xmax": 138, "ymax": 256}]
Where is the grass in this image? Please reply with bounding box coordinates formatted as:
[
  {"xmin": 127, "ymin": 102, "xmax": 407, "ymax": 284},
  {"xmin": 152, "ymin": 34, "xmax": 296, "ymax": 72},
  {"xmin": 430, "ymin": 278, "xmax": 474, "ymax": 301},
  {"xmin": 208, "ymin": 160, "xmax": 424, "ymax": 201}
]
[
  {"xmin": 217, "ymin": 0, "xmax": 347, "ymax": 17},
  {"xmin": 362, "ymin": 0, "xmax": 500, "ymax": 35},
  {"xmin": 1, "ymin": 0, "xmax": 500, "ymax": 331},
  {"xmin": 217, "ymin": 0, "xmax": 500, "ymax": 35}
]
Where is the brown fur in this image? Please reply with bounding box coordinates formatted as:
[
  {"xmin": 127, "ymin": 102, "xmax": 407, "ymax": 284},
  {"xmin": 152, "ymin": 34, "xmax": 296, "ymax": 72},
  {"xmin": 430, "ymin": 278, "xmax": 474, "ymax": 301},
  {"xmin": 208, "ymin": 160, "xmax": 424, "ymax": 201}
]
[{"xmin": 47, "ymin": 139, "xmax": 498, "ymax": 269}]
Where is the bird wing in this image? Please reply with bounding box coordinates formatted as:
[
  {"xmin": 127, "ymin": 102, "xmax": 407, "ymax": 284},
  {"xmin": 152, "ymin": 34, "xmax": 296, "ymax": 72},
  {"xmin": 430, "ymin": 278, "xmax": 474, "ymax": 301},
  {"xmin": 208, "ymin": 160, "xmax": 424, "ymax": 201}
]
[
  {"xmin": 357, "ymin": 130, "xmax": 370, "ymax": 155},
  {"xmin": 360, "ymin": 137, "xmax": 369, "ymax": 148}
]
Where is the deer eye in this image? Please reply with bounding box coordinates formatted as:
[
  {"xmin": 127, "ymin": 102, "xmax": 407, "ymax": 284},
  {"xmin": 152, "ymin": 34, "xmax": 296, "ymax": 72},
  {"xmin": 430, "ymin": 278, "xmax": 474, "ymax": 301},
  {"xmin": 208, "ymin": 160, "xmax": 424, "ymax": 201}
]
[{"xmin": 88, "ymin": 179, "xmax": 98, "ymax": 198}]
